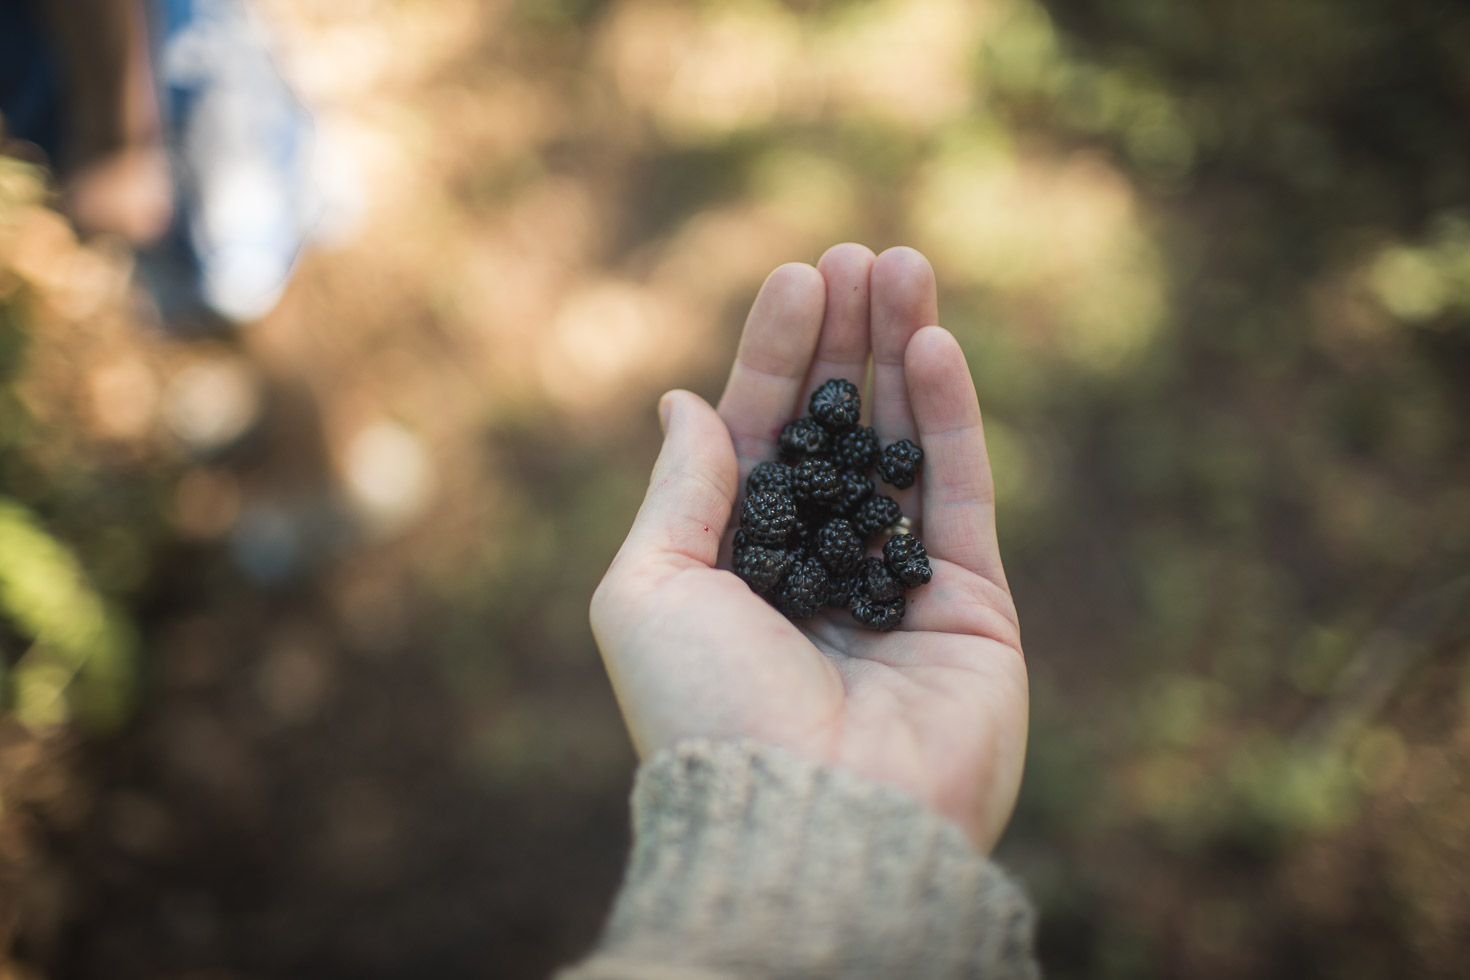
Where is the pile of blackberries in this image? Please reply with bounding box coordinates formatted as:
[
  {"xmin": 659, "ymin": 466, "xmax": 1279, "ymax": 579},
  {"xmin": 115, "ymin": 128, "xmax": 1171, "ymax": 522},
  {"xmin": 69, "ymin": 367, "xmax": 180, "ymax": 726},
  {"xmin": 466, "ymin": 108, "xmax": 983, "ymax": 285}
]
[{"xmin": 732, "ymin": 378, "xmax": 932, "ymax": 631}]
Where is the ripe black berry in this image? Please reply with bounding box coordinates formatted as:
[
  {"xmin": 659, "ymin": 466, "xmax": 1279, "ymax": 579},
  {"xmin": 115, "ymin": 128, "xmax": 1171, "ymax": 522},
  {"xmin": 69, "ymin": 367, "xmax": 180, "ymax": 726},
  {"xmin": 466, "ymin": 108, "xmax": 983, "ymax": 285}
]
[
  {"xmin": 860, "ymin": 555, "xmax": 904, "ymax": 602},
  {"xmin": 816, "ymin": 518, "xmax": 863, "ymax": 575},
  {"xmin": 853, "ymin": 594, "xmax": 906, "ymax": 632},
  {"xmin": 808, "ymin": 378, "xmax": 862, "ymax": 431},
  {"xmin": 876, "ymin": 438, "xmax": 923, "ymax": 489},
  {"xmin": 792, "ymin": 457, "xmax": 841, "ymax": 505},
  {"xmin": 775, "ymin": 557, "xmax": 830, "ymax": 620},
  {"xmin": 740, "ymin": 490, "xmax": 797, "ymax": 545},
  {"xmin": 730, "ymin": 378, "xmax": 933, "ymax": 625},
  {"xmin": 831, "ymin": 426, "xmax": 880, "ymax": 472},
  {"xmin": 778, "ymin": 418, "xmax": 828, "ymax": 461},
  {"xmin": 852, "ymin": 494, "xmax": 903, "ymax": 538},
  {"xmin": 826, "ymin": 567, "xmax": 864, "ymax": 609},
  {"xmin": 747, "ymin": 460, "xmax": 795, "ymax": 497},
  {"xmin": 784, "ymin": 515, "xmax": 809, "ymax": 550},
  {"xmin": 733, "ymin": 543, "xmax": 792, "ymax": 593},
  {"xmin": 831, "ymin": 470, "xmax": 874, "ymax": 516},
  {"xmin": 883, "ymin": 533, "xmax": 933, "ymax": 587}
]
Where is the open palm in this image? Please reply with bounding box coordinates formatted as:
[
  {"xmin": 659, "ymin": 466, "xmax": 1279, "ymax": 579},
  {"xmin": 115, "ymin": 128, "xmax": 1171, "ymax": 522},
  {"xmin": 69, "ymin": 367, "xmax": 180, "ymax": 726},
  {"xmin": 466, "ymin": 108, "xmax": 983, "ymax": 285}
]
[{"xmin": 591, "ymin": 245, "xmax": 1028, "ymax": 851}]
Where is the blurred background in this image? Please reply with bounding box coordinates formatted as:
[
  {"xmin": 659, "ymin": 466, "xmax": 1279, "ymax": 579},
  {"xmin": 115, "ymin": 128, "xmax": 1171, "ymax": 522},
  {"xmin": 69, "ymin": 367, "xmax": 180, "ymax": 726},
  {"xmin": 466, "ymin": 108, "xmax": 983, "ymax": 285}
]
[{"xmin": 2, "ymin": 0, "xmax": 1470, "ymax": 976}]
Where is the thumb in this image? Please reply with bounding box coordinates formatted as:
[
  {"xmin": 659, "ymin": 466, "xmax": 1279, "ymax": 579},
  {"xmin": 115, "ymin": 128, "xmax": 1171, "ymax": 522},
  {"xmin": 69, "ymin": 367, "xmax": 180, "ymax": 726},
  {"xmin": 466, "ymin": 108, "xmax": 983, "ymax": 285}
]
[{"xmin": 619, "ymin": 389, "xmax": 739, "ymax": 568}]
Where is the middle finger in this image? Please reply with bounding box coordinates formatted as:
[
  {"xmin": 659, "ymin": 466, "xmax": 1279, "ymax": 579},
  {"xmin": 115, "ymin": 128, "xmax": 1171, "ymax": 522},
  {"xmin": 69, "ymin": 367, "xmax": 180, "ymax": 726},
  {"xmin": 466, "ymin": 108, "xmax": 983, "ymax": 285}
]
[{"xmin": 799, "ymin": 242, "xmax": 876, "ymax": 409}]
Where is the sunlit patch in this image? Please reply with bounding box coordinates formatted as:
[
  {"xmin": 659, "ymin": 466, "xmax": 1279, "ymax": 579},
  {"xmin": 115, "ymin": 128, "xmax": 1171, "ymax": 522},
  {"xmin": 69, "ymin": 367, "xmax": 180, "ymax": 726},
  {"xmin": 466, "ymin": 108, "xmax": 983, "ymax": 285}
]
[
  {"xmin": 53, "ymin": 242, "xmax": 135, "ymax": 322},
  {"xmin": 1370, "ymin": 246, "xmax": 1449, "ymax": 322},
  {"xmin": 0, "ymin": 500, "xmax": 137, "ymax": 731},
  {"xmin": 539, "ymin": 279, "xmax": 681, "ymax": 410},
  {"xmin": 344, "ymin": 420, "xmax": 435, "ymax": 533},
  {"xmin": 658, "ymin": 8, "xmax": 799, "ymax": 139},
  {"xmin": 1341, "ymin": 212, "xmax": 1470, "ymax": 330},
  {"xmin": 11, "ymin": 659, "xmax": 74, "ymax": 732},
  {"xmin": 88, "ymin": 357, "xmax": 159, "ymax": 442},
  {"xmin": 980, "ymin": 1, "xmax": 1202, "ymax": 186},
  {"xmin": 445, "ymin": 178, "xmax": 599, "ymax": 369},
  {"xmin": 650, "ymin": 202, "xmax": 810, "ymax": 305},
  {"xmin": 749, "ymin": 148, "xmax": 858, "ymax": 242},
  {"xmin": 162, "ymin": 358, "xmax": 264, "ymax": 455},
  {"xmin": 1323, "ymin": 218, "xmax": 1470, "ymax": 367},
  {"xmin": 600, "ymin": 0, "xmax": 983, "ymax": 138},
  {"xmin": 600, "ymin": 1, "xmax": 802, "ymax": 141},
  {"xmin": 0, "ymin": 191, "xmax": 132, "ymax": 319},
  {"xmin": 447, "ymin": 239, "xmax": 560, "ymax": 354},
  {"xmin": 911, "ymin": 138, "xmax": 1167, "ymax": 372},
  {"xmin": 820, "ymin": 0, "xmax": 981, "ymax": 128},
  {"xmin": 4, "ymin": 208, "xmax": 78, "ymax": 296},
  {"xmin": 980, "ymin": 0, "xmax": 1061, "ymax": 97},
  {"xmin": 255, "ymin": 0, "xmax": 485, "ymax": 102}
]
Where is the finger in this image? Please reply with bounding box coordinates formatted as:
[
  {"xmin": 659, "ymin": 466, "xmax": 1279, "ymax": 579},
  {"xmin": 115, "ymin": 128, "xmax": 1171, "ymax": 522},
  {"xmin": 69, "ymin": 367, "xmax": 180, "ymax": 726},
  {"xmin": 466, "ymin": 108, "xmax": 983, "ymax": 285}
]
[
  {"xmin": 898, "ymin": 562, "xmax": 1021, "ymax": 647},
  {"xmin": 716, "ymin": 263, "xmax": 826, "ymax": 473},
  {"xmin": 618, "ymin": 390, "xmax": 739, "ymax": 569},
  {"xmin": 799, "ymin": 243, "xmax": 876, "ymax": 409},
  {"xmin": 869, "ymin": 247, "xmax": 936, "ymax": 446},
  {"xmin": 905, "ymin": 326, "xmax": 1009, "ymax": 591}
]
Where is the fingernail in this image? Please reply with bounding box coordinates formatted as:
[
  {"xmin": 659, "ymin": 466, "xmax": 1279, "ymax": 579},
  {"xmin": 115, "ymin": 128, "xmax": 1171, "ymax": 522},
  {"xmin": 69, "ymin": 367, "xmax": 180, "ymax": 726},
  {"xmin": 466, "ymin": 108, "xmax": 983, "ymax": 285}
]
[{"xmin": 657, "ymin": 393, "xmax": 673, "ymax": 433}]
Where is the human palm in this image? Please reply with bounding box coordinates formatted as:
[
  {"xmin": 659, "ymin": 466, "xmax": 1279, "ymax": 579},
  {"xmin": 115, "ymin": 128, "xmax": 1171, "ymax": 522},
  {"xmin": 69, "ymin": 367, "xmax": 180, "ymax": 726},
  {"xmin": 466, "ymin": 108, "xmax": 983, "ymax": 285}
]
[{"xmin": 591, "ymin": 245, "xmax": 1028, "ymax": 851}]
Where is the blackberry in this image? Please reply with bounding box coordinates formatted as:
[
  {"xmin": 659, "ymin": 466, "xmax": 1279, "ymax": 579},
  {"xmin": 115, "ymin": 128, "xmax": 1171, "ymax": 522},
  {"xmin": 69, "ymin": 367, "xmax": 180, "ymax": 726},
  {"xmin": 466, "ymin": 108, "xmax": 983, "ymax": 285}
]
[
  {"xmin": 731, "ymin": 378, "xmax": 938, "ymax": 624},
  {"xmin": 852, "ymin": 495, "xmax": 903, "ymax": 539},
  {"xmin": 785, "ymin": 519, "xmax": 813, "ymax": 558},
  {"xmin": 826, "ymin": 567, "xmax": 864, "ymax": 609},
  {"xmin": 860, "ymin": 555, "xmax": 904, "ymax": 602},
  {"xmin": 808, "ymin": 378, "xmax": 862, "ymax": 431},
  {"xmin": 853, "ymin": 594, "xmax": 906, "ymax": 632},
  {"xmin": 876, "ymin": 438, "xmax": 923, "ymax": 489},
  {"xmin": 740, "ymin": 490, "xmax": 797, "ymax": 545},
  {"xmin": 778, "ymin": 418, "xmax": 828, "ymax": 461},
  {"xmin": 734, "ymin": 543, "xmax": 793, "ymax": 593},
  {"xmin": 795, "ymin": 499, "xmax": 832, "ymax": 535},
  {"xmin": 831, "ymin": 426, "xmax": 880, "ymax": 472},
  {"xmin": 774, "ymin": 557, "xmax": 830, "ymax": 620},
  {"xmin": 831, "ymin": 470, "xmax": 874, "ymax": 516},
  {"xmin": 747, "ymin": 460, "xmax": 795, "ymax": 497},
  {"xmin": 792, "ymin": 457, "xmax": 842, "ymax": 506},
  {"xmin": 883, "ymin": 533, "xmax": 933, "ymax": 587},
  {"xmin": 815, "ymin": 518, "xmax": 863, "ymax": 575}
]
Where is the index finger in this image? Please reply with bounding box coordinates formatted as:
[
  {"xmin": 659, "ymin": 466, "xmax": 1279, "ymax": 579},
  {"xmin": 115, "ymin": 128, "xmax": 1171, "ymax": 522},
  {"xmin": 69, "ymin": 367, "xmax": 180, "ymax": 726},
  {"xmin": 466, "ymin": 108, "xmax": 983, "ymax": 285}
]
[{"xmin": 716, "ymin": 263, "xmax": 826, "ymax": 476}]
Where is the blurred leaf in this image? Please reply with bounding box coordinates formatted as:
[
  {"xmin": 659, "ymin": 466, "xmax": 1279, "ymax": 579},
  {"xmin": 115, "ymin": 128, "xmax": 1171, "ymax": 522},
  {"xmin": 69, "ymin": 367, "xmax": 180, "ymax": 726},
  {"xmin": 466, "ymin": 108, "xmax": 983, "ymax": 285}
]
[{"xmin": 0, "ymin": 498, "xmax": 138, "ymax": 731}]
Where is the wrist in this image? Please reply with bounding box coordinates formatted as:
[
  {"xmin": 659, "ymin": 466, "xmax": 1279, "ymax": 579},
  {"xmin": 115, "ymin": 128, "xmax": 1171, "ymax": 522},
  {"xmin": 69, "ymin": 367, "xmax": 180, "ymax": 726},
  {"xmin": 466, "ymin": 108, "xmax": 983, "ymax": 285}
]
[{"xmin": 568, "ymin": 738, "xmax": 1038, "ymax": 980}]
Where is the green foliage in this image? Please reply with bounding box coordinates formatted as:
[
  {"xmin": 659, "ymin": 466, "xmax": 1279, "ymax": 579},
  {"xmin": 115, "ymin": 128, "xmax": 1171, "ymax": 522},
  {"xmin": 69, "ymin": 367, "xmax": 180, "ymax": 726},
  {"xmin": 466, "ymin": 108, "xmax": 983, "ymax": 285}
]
[
  {"xmin": 0, "ymin": 161, "xmax": 153, "ymax": 734},
  {"xmin": 0, "ymin": 497, "xmax": 138, "ymax": 731}
]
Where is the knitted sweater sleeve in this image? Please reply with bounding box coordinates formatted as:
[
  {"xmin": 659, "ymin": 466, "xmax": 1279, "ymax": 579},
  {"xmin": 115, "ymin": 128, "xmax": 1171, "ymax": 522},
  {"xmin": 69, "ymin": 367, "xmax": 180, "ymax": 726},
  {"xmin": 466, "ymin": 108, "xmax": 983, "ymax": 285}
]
[{"xmin": 558, "ymin": 739, "xmax": 1040, "ymax": 980}]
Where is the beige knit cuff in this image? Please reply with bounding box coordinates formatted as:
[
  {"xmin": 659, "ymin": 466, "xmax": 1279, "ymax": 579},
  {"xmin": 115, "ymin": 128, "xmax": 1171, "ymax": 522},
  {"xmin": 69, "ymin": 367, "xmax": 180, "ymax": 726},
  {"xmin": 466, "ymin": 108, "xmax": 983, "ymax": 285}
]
[{"xmin": 562, "ymin": 739, "xmax": 1038, "ymax": 980}]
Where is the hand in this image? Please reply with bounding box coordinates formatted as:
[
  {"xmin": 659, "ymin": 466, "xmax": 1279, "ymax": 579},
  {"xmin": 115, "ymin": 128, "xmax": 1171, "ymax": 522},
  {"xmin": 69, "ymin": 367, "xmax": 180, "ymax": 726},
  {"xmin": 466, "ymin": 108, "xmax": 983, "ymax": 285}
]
[{"xmin": 590, "ymin": 245, "xmax": 1027, "ymax": 851}]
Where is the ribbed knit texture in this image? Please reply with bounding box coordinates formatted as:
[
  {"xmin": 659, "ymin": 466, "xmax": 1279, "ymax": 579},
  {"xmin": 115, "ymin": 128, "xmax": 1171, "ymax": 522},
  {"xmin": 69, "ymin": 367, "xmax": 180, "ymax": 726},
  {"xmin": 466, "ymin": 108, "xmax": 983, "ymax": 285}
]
[{"xmin": 560, "ymin": 739, "xmax": 1039, "ymax": 980}]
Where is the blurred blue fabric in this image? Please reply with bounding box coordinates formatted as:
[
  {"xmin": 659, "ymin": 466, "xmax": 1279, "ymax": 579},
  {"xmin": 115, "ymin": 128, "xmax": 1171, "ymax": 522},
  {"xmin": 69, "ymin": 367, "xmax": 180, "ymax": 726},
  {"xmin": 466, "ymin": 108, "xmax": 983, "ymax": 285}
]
[
  {"xmin": 146, "ymin": 0, "xmax": 319, "ymax": 327},
  {"xmin": 0, "ymin": 0, "xmax": 65, "ymax": 158},
  {"xmin": 0, "ymin": 0, "xmax": 319, "ymax": 329}
]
